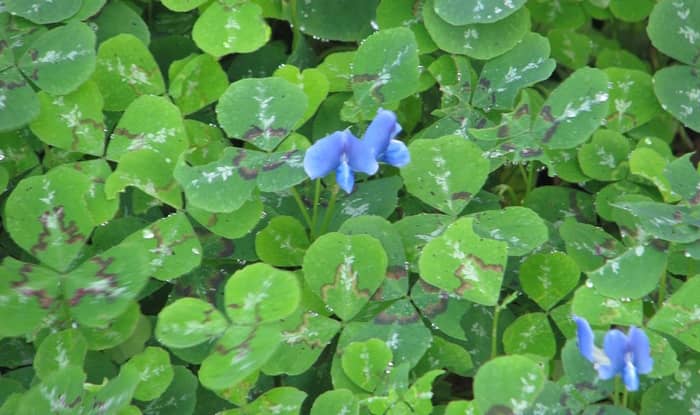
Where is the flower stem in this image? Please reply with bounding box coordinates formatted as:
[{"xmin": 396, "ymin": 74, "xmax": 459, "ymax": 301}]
[
  {"xmin": 622, "ymin": 388, "xmax": 629, "ymax": 408},
  {"xmin": 613, "ymin": 377, "xmax": 621, "ymax": 406},
  {"xmin": 290, "ymin": 187, "xmax": 313, "ymax": 232},
  {"xmin": 310, "ymin": 179, "xmax": 321, "ymax": 237},
  {"xmin": 319, "ymin": 185, "xmax": 339, "ymax": 236}
]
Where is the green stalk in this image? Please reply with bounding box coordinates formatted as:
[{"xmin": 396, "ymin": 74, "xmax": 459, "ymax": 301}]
[
  {"xmin": 310, "ymin": 179, "xmax": 321, "ymax": 238},
  {"xmin": 319, "ymin": 185, "xmax": 339, "ymax": 236},
  {"xmin": 658, "ymin": 272, "xmax": 667, "ymax": 308},
  {"xmin": 290, "ymin": 187, "xmax": 313, "ymax": 231}
]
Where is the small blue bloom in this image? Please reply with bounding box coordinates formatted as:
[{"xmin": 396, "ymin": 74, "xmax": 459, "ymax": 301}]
[
  {"xmin": 303, "ymin": 109, "xmax": 410, "ymax": 193},
  {"xmin": 573, "ymin": 316, "xmax": 653, "ymax": 391}
]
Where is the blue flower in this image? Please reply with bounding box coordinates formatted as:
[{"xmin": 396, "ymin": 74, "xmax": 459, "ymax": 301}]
[
  {"xmin": 573, "ymin": 316, "xmax": 653, "ymax": 391},
  {"xmin": 303, "ymin": 109, "xmax": 410, "ymax": 193}
]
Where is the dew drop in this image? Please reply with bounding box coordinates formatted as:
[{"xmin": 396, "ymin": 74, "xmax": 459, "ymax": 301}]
[
  {"xmin": 585, "ymin": 279, "xmax": 594, "ymax": 288},
  {"xmin": 370, "ymin": 20, "xmax": 379, "ymax": 30},
  {"xmin": 143, "ymin": 229, "xmax": 155, "ymax": 239}
]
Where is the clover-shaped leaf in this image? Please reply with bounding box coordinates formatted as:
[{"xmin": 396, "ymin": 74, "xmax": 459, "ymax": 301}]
[{"xmin": 419, "ymin": 217, "xmax": 508, "ymax": 305}]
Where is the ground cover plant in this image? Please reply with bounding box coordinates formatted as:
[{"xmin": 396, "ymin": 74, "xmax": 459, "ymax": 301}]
[{"xmin": 0, "ymin": 0, "xmax": 699, "ymax": 413}]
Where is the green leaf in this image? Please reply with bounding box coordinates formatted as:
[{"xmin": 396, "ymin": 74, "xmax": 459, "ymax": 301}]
[
  {"xmin": 5, "ymin": 168, "xmax": 94, "ymax": 271},
  {"xmin": 472, "ymin": 206, "xmax": 549, "ymax": 256},
  {"xmin": 192, "ymin": 2, "xmax": 270, "ymax": 57},
  {"xmin": 92, "ymin": 0, "xmax": 149, "ymax": 45},
  {"xmin": 394, "ymin": 214, "xmax": 450, "ymax": 273},
  {"xmin": 34, "ymin": 329, "xmax": 87, "ymax": 380},
  {"xmin": 93, "ymin": 34, "xmax": 165, "ymax": 111},
  {"xmin": 503, "ymin": 312, "xmax": 556, "ymax": 359},
  {"xmin": 105, "ymin": 149, "xmax": 183, "ymax": 208},
  {"xmin": 648, "ymin": 276, "xmax": 700, "ymax": 352},
  {"xmin": 325, "ymin": 176, "xmax": 404, "ymax": 231},
  {"xmin": 629, "ymin": 147, "xmax": 679, "ymax": 201},
  {"xmin": 29, "ymin": 81, "xmax": 104, "ymax": 155},
  {"xmin": 577, "ymin": 129, "xmax": 630, "ymax": 181},
  {"xmin": 472, "ymin": 32, "xmax": 555, "ymax": 111},
  {"xmin": 342, "ymin": 339, "xmax": 393, "ymax": 392},
  {"xmin": 0, "ymin": 259, "xmax": 60, "ymax": 337},
  {"xmin": 216, "ymin": 77, "xmax": 307, "ymax": 151},
  {"xmin": 135, "ymin": 366, "xmax": 197, "ymax": 415},
  {"xmin": 614, "ymin": 201, "xmax": 700, "ymax": 243},
  {"xmin": 434, "ymin": 0, "xmax": 527, "ymax": 24},
  {"xmin": 653, "ymin": 65, "xmax": 700, "ymax": 132},
  {"xmin": 587, "ymin": 242, "xmax": 668, "ymax": 299},
  {"xmin": 351, "ymin": 27, "xmax": 419, "ymax": 115},
  {"xmin": 560, "ymin": 220, "xmax": 625, "ymax": 272},
  {"xmin": 419, "ymin": 217, "xmax": 508, "ymax": 306},
  {"xmin": 609, "ymin": 0, "xmax": 654, "ymax": 21},
  {"xmin": 571, "ymin": 286, "xmax": 643, "ymax": 326},
  {"xmin": 520, "ymin": 252, "xmax": 580, "ymax": 311},
  {"xmin": 175, "ymin": 147, "xmax": 305, "ymax": 213},
  {"xmin": 189, "ymin": 198, "xmax": 263, "ymax": 240},
  {"xmin": 548, "ymin": 29, "xmax": 592, "ymax": 70},
  {"xmin": 15, "ymin": 366, "xmax": 85, "ymax": 415},
  {"xmin": 255, "ymin": 216, "xmax": 309, "ymax": 267},
  {"xmin": 604, "ymin": 67, "xmax": 660, "ymax": 133},
  {"xmin": 423, "ymin": 0, "xmax": 530, "ymax": 60},
  {"xmin": 525, "ymin": 186, "xmax": 596, "ymax": 224},
  {"xmin": 224, "ymin": 263, "xmax": 300, "ymax": 325},
  {"xmin": 0, "ymin": 67, "xmax": 40, "ymax": 132},
  {"xmin": 263, "ymin": 307, "xmax": 341, "ymax": 376},
  {"xmin": 106, "ymin": 94, "xmax": 188, "ymax": 161},
  {"xmin": 199, "ymin": 325, "xmax": 281, "ymax": 390},
  {"xmin": 302, "ymin": 232, "xmax": 388, "ymax": 320},
  {"xmin": 401, "ymin": 135, "xmax": 489, "ymax": 216},
  {"xmin": 293, "ymin": 0, "xmax": 379, "ymax": 41},
  {"xmin": 375, "ymin": 0, "xmax": 437, "ymax": 54},
  {"xmin": 128, "ymin": 217, "xmax": 202, "ymax": 281},
  {"xmin": 168, "ymin": 54, "xmax": 229, "ymax": 115},
  {"xmin": 17, "ymin": 22, "xmax": 95, "ymax": 95},
  {"xmin": 274, "ymin": 65, "xmax": 329, "ymax": 128},
  {"xmin": 224, "ymin": 387, "xmax": 307, "ymax": 415},
  {"xmin": 311, "ymin": 389, "xmax": 358, "ymax": 415},
  {"xmin": 5, "ymin": 0, "xmax": 81, "ymax": 24},
  {"xmin": 339, "ymin": 215, "xmax": 408, "ymax": 301},
  {"xmin": 473, "ymin": 355, "xmax": 545, "ymax": 413},
  {"xmin": 647, "ymin": 0, "xmax": 700, "ymax": 66},
  {"xmin": 411, "ymin": 279, "xmax": 474, "ymax": 341},
  {"xmin": 641, "ymin": 361, "xmax": 700, "ymax": 414},
  {"xmin": 532, "ymin": 67, "xmax": 609, "ymax": 149},
  {"xmin": 80, "ymin": 302, "xmax": 141, "ymax": 350},
  {"xmin": 416, "ymin": 336, "xmax": 473, "ymax": 376},
  {"xmin": 155, "ymin": 297, "xmax": 228, "ymax": 349},
  {"xmin": 64, "ymin": 241, "xmax": 151, "ymax": 327},
  {"xmin": 123, "ymin": 347, "xmax": 174, "ymax": 401},
  {"xmin": 162, "ymin": 0, "xmax": 208, "ymax": 12}
]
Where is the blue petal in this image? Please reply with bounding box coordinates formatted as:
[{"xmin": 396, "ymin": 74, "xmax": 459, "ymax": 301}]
[
  {"xmin": 362, "ymin": 109, "xmax": 402, "ymax": 158},
  {"xmin": 573, "ymin": 316, "xmax": 595, "ymax": 363},
  {"xmin": 597, "ymin": 363, "xmax": 618, "ymax": 380},
  {"xmin": 336, "ymin": 160, "xmax": 355, "ymax": 193},
  {"xmin": 304, "ymin": 131, "xmax": 346, "ymax": 179},
  {"xmin": 347, "ymin": 132, "xmax": 379, "ymax": 175},
  {"xmin": 603, "ymin": 329, "xmax": 628, "ymax": 376},
  {"xmin": 622, "ymin": 360, "xmax": 640, "ymax": 391},
  {"xmin": 628, "ymin": 327, "xmax": 653, "ymax": 374},
  {"xmin": 379, "ymin": 139, "xmax": 410, "ymax": 167}
]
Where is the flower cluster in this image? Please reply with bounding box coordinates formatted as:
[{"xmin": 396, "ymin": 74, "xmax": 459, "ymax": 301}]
[
  {"xmin": 573, "ymin": 316, "xmax": 653, "ymax": 391},
  {"xmin": 303, "ymin": 109, "xmax": 410, "ymax": 193}
]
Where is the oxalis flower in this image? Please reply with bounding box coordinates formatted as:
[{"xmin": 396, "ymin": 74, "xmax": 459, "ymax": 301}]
[
  {"xmin": 572, "ymin": 316, "xmax": 653, "ymax": 391},
  {"xmin": 303, "ymin": 109, "xmax": 410, "ymax": 193}
]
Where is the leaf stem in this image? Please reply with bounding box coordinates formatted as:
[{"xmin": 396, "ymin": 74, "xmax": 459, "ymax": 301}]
[
  {"xmin": 622, "ymin": 388, "xmax": 629, "ymax": 409},
  {"xmin": 490, "ymin": 291, "xmax": 519, "ymax": 359},
  {"xmin": 290, "ymin": 186, "xmax": 313, "ymax": 231},
  {"xmin": 613, "ymin": 377, "xmax": 621, "ymax": 406},
  {"xmin": 319, "ymin": 185, "xmax": 339, "ymax": 236},
  {"xmin": 678, "ymin": 126, "xmax": 695, "ymax": 151},
  {"xmin": 310, "ymin": 179, "xmax": 321, "ymax": 237},
  {"xmin": 657, "ymin": 272, "xmax": 667, "ymax": 308}
]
